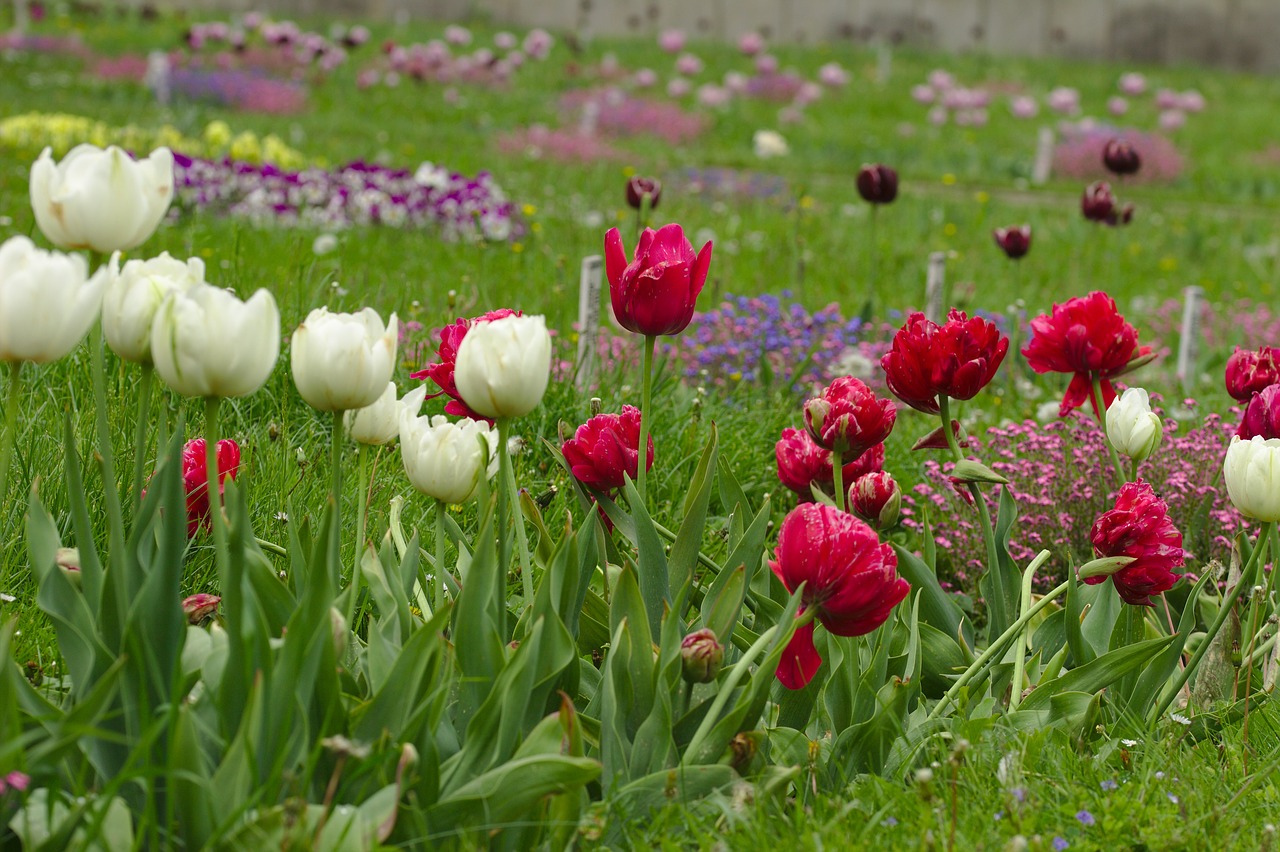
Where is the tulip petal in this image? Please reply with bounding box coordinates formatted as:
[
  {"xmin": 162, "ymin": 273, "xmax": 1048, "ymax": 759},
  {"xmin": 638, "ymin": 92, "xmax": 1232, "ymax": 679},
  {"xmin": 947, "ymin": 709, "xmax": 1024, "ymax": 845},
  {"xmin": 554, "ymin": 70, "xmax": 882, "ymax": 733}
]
[
  {"xmin": 775, "ymin": 620, "xmax": 822, "ymax": 689},
  {"xmin": 604, "ymin": 228, "xmax": 627, "ymax": 288}
]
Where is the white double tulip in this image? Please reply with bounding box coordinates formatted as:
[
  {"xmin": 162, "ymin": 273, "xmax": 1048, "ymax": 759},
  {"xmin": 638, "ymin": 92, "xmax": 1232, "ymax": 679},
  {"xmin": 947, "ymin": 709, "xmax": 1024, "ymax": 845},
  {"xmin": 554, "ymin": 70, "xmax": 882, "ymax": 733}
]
[
  {"xmin": 151, "ymin": 284, "xmax": 281, "ymax": 398},
  {"xmin": 30, "ymin": 145, "xmax": 175, "ymax": 253},
  {"xmin": 1105, "ymin": 387, "xmax": 1162, "ymax": 464},
  {"xmin": 345, "ymin": 383, "xmax": 427, "ymax": 446},
  {"xmin": 454, "ymin": 314, "xmax": 551, "ymax": 420},
  {"xmin": 102, "ymin": 252, "xmax": 205, "ymax": 364},
  {"xmin": 399, "ymin": 414, "xmax": 499, "ymax": 504},
  {"xmin": 291, "ymin": 307, "xmax": 398, "ymax": 412},
  {"xmin": 1224, "ymin": 436, "xmax": 1280, "ymax": 522},
  {"xmin": 0, "ymin": 235, "xmax": 107, "ymax": 364}
]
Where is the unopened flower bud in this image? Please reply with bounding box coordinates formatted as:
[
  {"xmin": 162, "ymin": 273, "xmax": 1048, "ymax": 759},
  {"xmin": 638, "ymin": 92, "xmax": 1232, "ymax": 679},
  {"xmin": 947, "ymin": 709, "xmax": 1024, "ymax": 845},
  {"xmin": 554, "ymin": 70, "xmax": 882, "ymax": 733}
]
[
  {"xmin": 330, "ymin": 607, "xmax": 348, "ymax": 657},
  {"xmin": 680, "ymin": 628, "xmax": 724, "ymax": 683},
  {"xmin": 182, "ymin": 593, "xmax": 221, "ymax": 625},
  {"xmin": 1105, "ymin": 387, "xmax": 1162, "ymax": 463},
  {"xmin": 56, "ymin": 547, "xmax": 81, "ymax": 585},
  {"xmin": 589, "ymin": 397, "xmax": 603, "ymax": 416},
  {"xmin": 850, "ymin": 471, "xmax": 901, "ymax": 529}
]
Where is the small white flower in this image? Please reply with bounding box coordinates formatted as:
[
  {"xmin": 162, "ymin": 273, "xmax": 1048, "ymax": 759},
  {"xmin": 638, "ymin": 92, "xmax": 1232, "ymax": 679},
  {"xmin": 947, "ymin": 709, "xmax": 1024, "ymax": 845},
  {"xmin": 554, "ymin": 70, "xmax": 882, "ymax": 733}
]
[
  {"xmin": 1121, "ymin": 738, "xmax": 1138, "ymax": 747},
  {"xmin": 0, "ymin": 593, "xmax": 15, "ymax": 603},
  {"xmin": 275, "ymin": 512, "xmax": 289, "ymax": 523},
  {"xmin": 1170, "ymin": 712, "xmax": 1191, "ymax": 726}
]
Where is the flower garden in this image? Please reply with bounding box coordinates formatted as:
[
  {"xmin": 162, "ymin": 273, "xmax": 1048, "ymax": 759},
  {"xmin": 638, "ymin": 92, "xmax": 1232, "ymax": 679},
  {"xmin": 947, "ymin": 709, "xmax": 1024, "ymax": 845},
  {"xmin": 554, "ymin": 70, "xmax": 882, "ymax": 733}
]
[{"xmin": 3, "ymin": 4, "xmax": 1280, "ymax": 849}]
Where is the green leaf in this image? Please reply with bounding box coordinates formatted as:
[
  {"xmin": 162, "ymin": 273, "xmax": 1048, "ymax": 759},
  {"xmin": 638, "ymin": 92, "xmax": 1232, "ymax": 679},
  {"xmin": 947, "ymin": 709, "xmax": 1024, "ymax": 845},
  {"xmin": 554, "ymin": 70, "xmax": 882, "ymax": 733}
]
[
  {"xmin": 701, "ymin": 565, "xmax": 747, "ymax": 652},
  {"xmin": 950, "ymin": 459, "xmax": 1009, "ymax": 484},
  {"xmin": 668, "ymin": 426, "xmax": 718, "ymax": 604},
  {"xmin": 618, "ymin": 475, "xmax": 669, "ymax": 638},
  {"xmin": 1020, "ymin": 635, "xmax": 1177, "ymax": 711},
  {"xmin": 893, "ymin": 544, "xmax": 973, "ymax": 657},
  {"xmin": 427, "ymin": 755, "xmax": 600, "ymax": 835},
  {"xmin": 716, "ymin": 453, "xmax": 751, "ymax": 519}
]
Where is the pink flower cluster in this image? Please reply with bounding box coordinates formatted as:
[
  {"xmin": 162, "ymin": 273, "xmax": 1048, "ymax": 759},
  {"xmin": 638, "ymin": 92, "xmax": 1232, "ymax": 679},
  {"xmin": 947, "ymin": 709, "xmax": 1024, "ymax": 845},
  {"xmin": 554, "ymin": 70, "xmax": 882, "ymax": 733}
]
[
  {"xmin": 357, "ymin": 27, "xmax": 552, "ymax": 90},
  {"xmin": 559, "ymin": 88, "xmax": 709, "ymax": 145},
  {"xmin": 1053, "ymin": 124, "xmax": 1184, "ymax": 183}
]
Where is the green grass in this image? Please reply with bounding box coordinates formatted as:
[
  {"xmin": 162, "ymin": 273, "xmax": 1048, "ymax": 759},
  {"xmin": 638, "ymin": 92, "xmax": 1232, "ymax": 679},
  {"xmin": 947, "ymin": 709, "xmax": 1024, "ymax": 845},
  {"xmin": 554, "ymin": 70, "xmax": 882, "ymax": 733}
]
[{"xmin": 3, "ymin": 8, "xmax": 1280, "ymax": 846}]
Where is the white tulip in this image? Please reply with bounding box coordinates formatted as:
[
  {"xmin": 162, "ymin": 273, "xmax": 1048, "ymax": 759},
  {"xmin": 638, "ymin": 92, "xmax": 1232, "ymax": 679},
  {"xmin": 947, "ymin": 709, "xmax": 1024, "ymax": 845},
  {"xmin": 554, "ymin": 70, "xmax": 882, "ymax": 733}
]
[
  {"xmin": 345, "ymin": 383, "xmax": 427, "ymax": 446},
  {"xmin": 30, "ymin": 144, "xmax": 175, "ymax": 253},
  {"xmin": 454, "ymin": 314, "xmax": 551, "ymax": 420},
  {"xmin": 1105, "ymin": 387, "xmax": 1162, "ymax": 464},
  {"xmin": 102, "ymin": 251, "xmax": 205, "ymax": 364},
  {"xmin": 399, "ymin": 413, "xmax": 499, "ymax": 504},
  {"xmin": 0, "ymin": 235, "xmax": 106, "ymax": 363},
  {"xmin": 151, "ymin": 284, "xmax": 281, "ymax": 398},
  {"xmin": 291, "ymin": 307, "xmax": 398, "ymax": 412},
  {"xmin": 1224, "ymin": 436, "xmax": 1280, "ymax": 523}
]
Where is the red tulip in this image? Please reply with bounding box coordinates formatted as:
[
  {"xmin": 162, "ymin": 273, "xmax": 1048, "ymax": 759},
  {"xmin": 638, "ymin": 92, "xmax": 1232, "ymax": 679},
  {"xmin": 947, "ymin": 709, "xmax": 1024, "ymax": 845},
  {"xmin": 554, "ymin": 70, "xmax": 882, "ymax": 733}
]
[
  {"xmin": 850, "ymin": 471, "xmax": 901, "ymax": 530},
  {"xmin": 1086, "ymin": 480, "xmax": 1184, "ymax": 606},
  {"xmin": 1226, "ymin": 346, "xmax": 1280, "ymax": 403},
  {"xmin": 625, "ymin": 175, "xmax": 662, "ymax": 210},
  {"xmin": 1102, "ymin": 139, "xmax": 1141, "ymax": 176},
  {"xmin": 409, "ymin": 308, "xmax": 520, "ymax": 423},
  {"xmin": 993, "ymin": 224, "xmax": 1032, "ymax": 259},
  {"xmin": 561, "ymin": 404, "xmax": 654, "ymax": 491},
  {"xmin": 182, "ymin": 593, "xmax": 221, "ymax": 624},
  {"xmin": 1081, "ymin": 181, "xmax": 1115, "ymax": 222},
  {"xmin": 775, "ymin": 427, "xmax": 884, "ymax": 499},
  {"xmin": 856, "ymin": 163, "xmax": 898, "ymax": 204},
  {"xmin": 182, "ymin": 438, "xmax": 240, "ymax": 537},
  {"xmin": 880, "ymin": 310, "xmax": 1009, "ymax": 415},
  {"xmin": 1021, "ymin": 291, "xmax": 1151, "ymax": 417},
  {"xmin": 604, "ymin": 223, "xmax": 712, "ymax": 337},
  {"xmin": 771, "ymin": 503, "xmax": 910, "ymax": 688},
  {"xmin": 803, "ymin": 377, "xmax": 897, "ymax": 459},
  {"xmin": 1237, "ymin": 384, "xmax": 1280, "ymax": 440}
]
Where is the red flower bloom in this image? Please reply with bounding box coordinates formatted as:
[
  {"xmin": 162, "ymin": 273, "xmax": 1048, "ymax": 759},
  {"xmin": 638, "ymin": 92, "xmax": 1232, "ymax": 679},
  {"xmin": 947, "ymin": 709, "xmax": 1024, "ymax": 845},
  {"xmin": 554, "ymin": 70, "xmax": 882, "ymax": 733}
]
[
  {"xmin": 1237, "ymin": 384, "xmax": 1280, "ymax": 440},
  {"xmin": 561, "ymin": 405, "xmax": 655, "ymax": 491},
  {"xmin": 1102, "ymin": 139, "xmax": 1141, "ymax": 176},
  {"xmin": 182, "ymin": 438, "xmax": 241, "ymax": 537},
  {"xmin": 1021, "ymin": 291, "xmax": 1150, "ymax": 417},
  {"xmin": 850, "ymin": 471, "xmax": 901, "ymax": 530},
  {"xmin": 993, "ymin": 224, "xmax": 1032, "ymax": 259},
  {"xmin": 803, "ymin": 377, "xmax": 897, "ymax": 459},
  {"xmin": 409, "ymin": 308, "xmax": 520, "ymax": 423},
  {"xmin": 1087, "ymin": 480, "xmax": 1184, "ymax": 606},
  {"xmin": 771, "ymin": 503, "xmax": 910, "ymax": 688},
  {"xmin": 856, "ymin": 163, "xmax": 898, "ymax": 204},
  {"xmin": 604, "ymin": 223, "xmax": 712, "ymax": 337},
  {"xmin": 775, "ymin": 427, "xmax": 883, "ymax": 499},
  {"xmin": 1225, "ymin": 346, "xmax": 1280, "ymax": 403},
  {"xmin": 880, "ymin": 310, "xmax": 1009, "ymax": 414},
  {"xmin": 625, "ymin": 175, "xmax": 662, "ymax": 210}
]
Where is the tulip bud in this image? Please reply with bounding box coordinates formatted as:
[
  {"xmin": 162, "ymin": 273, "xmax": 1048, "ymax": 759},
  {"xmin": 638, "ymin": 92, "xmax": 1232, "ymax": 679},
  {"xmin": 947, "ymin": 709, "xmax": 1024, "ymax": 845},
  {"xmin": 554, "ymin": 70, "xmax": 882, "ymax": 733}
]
[
  {"xmin": 102, "ymin": 251, "xmax": 205, "ymax": 364},
  {"xmin": 399, "ymin": 413, "xmax": 499, "ymax": 504},
  {"xmin": 29, "ymin": 144, "xmax": 175, "ymax": 254},
  {"xmin": 1224, "ymin": 436, "xmax": 1280, "ymax": 522},
  {"xmin": 680, "ymin": 628, "xmax": 724, "ymax": 683},
  {"xmin": 856, "ymin": 163, "xmax": 898, "ymax": 204},
  {"xmin": 453, "ymin": 314, "xmax": 552, "ymax": 419},
  {"xmin": 992, "ymin": 225, "xmax": 1031, "ymax": 260},
  {"xmin": 151, "ymin": 284, "xmax": 280, "ymax": 398},
  {"xmin": 625, "ymin": 175, "xmax": 662, "ymax": 210},
  {"xmin": 850, "ymin": 471, "xmax": 901, "ymax": 530},
  {"xmin": 291, "ymin": 306, "xmax": 398, "ymax": 412},
  {"xmin": 330, "ymin": 607, "xmax": 348, "ymax": 658},
  {"xmin": 0, "ymin": 236, "xmax": 107, "ymax": 364},
  {"xmin": 1105, "ymin": 387, "xmax": 1162, "ymax": 463},
  {"xmin": 345, "ymin": 383, "xmax": 427, "ymax": 446},
  {"xmin": 183, "ymin": 593, "xmax": 221, "ymax": 624},
  {"xmin": 56, "ymin": 547, "xmax": 82, "ymax": 586},
  {"xmin": 1102, "ymin": 139, "xmax": 1141, "ymax": 176}
]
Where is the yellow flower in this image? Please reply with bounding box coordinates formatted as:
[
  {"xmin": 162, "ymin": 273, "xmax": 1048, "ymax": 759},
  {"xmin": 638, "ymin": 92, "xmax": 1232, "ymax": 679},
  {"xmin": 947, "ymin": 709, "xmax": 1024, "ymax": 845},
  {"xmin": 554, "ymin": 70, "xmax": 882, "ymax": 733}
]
[
  {"xmin": 203, "ymin": 120, "xmax": 233, "ymax": 149},
  {"xmin": 622, "ymin": 165, "xmax": 636, "ymax": 177},
  {"xmin": 229, "ymin": 131, "xmax": 262, "ymax": 162},
  {"xmin": 522, "ymin": 204, "xmax": 537, "ymax": 216},
  {"xmin": 512, "ymin": 242, "xmax": 525, "ymax": 254},
  {"xmin": 974, "ymin": 191, "xmax": 989, "ymax": 204},
  {"xmin": 942, "ymin": 173, "xmax": 957, "ymax": 186},
  {"xmin": 799, "ymin": 196, "xmax": 814, "ymax": 209},
  {"xmin": 1159, "ymin": 256, "xmax": 1178, "ymax": 272},
  {"xmin": 944, "ymin": 223, "xmax": 957, "ymax": 237}
]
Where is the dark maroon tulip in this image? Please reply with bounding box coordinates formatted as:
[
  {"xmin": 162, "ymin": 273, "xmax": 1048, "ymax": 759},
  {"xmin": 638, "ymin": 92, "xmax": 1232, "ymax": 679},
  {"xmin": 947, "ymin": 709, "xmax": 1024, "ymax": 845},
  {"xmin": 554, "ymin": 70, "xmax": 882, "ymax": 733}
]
[
  {"xmin": 1081, "ymin": 181, "xmax": 1115, "ymax": 223},
  {"xmin": 1225, "ymin": 346, "xmax": 1280, "ymax": 403},
  {"xmin": 1086, "ymin": 480, "xmax": 1184, "ymax": 606},
  {"xmin": 1102, "ymin": 139, "xmax": 1141, "ymax": 176},
  {"xmin": 625, "ymin": 175, "xmax": 662, "ymax": 210},
  {"xmin": 993, "ymin": 225, "xmax": 1032, "ymax": 260},
  {"xmin": 856, "ymin": 163, "xmax": 898, "ymax": 204}
]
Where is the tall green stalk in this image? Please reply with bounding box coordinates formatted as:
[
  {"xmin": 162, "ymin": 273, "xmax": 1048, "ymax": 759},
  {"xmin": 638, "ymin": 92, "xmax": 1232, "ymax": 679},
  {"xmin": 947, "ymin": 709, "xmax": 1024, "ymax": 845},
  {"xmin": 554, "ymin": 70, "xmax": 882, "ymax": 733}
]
[
  {"xmin": 636, "ymin": 333, "xmax": 656, "ymax": 505},
  {"xmin": 498, "ymin": 418, "xmax": 534, "ymax": 605},
  {"xmin": 130, "ymin": 364, "xmax": 154, "ymax": 510},
  {"xmin": 831, "ymin": 448, "xmax": 847, "ymax": 513},
  {"xmin": 0, "ymin": 362, "xmax": 22, "ymax": 520},
  {"xmin": 434, "ymin": 498, "xmax": 446, "ymax": 615},
  {"xmin": 352, "ymin": 441, "xmax": 368, "ymax": 599},
  {"xmin": 203, "ymin": 396, "xmax": 225, "ymax": 554}
]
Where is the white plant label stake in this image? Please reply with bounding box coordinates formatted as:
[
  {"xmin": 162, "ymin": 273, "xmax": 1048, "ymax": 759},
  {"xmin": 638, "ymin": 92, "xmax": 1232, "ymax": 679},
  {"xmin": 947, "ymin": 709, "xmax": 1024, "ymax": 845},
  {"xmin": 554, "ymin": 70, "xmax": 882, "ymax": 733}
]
[
  {"xmin": 1032, "ymin": 127, "xmax": 1055, "ymax": 185},
  {"xmin": 1176, "ymin": 286, "xmax": 1204, "ymax": 391},
  {"xmin": 925, "ymin": 252, "xmax": 946, "ymax": 324},
  {"xmin": 576, "ymin": 255, "xmax": 604, "ymax": 391}
]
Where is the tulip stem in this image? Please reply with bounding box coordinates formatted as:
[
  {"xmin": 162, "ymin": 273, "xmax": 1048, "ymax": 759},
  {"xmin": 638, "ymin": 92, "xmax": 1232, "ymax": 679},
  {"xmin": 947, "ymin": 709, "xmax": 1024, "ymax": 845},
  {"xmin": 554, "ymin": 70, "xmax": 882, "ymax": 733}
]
[
  {"xmin": 636, "ymin": 334, "xmax": 656, "ymax": 505},
  {"xmin": 353, "ymin": 440, "xmax": 368, "ymax": 600},
  {"xmin": 939, "ymin": 394, "xmax": 1007, "ymax": 635},
  {"xmin": 1089, "ymin": 373, "xmax": 1127, "ymax": 487},
  {"xmin": 1149, "ymin": 522, "xmax": 1273, "ymax": 726},
  {"xmin": 1006, "ymin": 556, "xmax": 1038, "ymax": 711},
  {"xmin": 499, "ymin": 418, "xmax": 534, "ymax": 606},
  {"xmin": 130, "ymin": 364, "xmax": 154, "ymax": 511},
  {"xmin": 203, "ymin": 396, "xmax": 225, "ymax": 551},
  {"xmin": 927, "ymin": 560, "xmax": 1062, "ymax": 723},
  {"xmin": 0, "ymin": 362, "xmax": 22, "ymax": 520},
  {"xmin": 831, "ymin": 448, "xmax": 846, "ymax": 513},
  {"xmin": 434, "ymin": 499, "xmax": 446, "ymax": 615}
]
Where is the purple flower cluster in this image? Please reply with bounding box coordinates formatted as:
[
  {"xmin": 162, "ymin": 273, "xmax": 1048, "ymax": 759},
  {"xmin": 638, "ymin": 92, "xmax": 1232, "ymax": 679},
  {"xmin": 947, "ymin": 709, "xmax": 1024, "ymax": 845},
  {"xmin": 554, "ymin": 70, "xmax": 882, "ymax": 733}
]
[
  {"xmin": 902, "ymin": 408, "xmax": 1241, "ymax": 591},
  {"xmin": 171, "ymin": 155, "xmax": 521, "ymax": 240},
  {"xmin": 1144, "ymin": 297, "xmax": 1280, "ymax": 356},
  {"xmin": 673, "ymin": 166, "xmax": 790, "ymax": 200},
  {"xmin": 1054, "ymin": 124, "xmax": 1184, "ymax": 183},
  {"xmin": 559, "ymin": 88, "xmax": 709, "ymax": 145},
  {"xmin": 0, "ymin": 32, "xmax": 90, "ymax": 57},
  {"xmin": 166, "ymin": 67, "xmax": 307, "ymax": 113}
]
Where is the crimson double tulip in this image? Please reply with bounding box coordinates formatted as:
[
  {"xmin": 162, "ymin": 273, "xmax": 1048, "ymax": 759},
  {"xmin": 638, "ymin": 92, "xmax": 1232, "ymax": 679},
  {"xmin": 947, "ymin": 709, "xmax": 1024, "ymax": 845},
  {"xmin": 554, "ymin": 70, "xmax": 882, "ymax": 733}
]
[
  {"xmin": 993, "ymin": 225, "xmax": 1032, "ymax": 260},
  {"xmin": 803, "ymin": 377, "xmax": 896, "ymax": 459},
  {"xmin": 775, "ymin": 427, "xmax": 884, "ymax": 499},
  {"xmin": 1225, "ymin": 346, "xmax": 1280, "ymax": 403},
  {"xmin": 561, "ymin": 404, "xmax": 655, "ymax": 491},
  {"xmin": 856, "ymin": 163, "xmax": 898, "ymax": 204},
  {"xmin": 1086, "ymin": 480, "xmax": 1184, "ymax": 606},
  {"xmin": 771, "ymin": 503, "xmax": 910, "ymax": 689},
  {"xmin": 181, "ymin": 438, "xmax": 240, "ymax": 537},
  {"xmin": 1022, "ymin": 291, "xmax": 1151, "ymax": 417},
  {"xmin": 604, "ymin": 223, "xmax": 712, "ymax": 337},
  {"xmin": 410, "ymin": 308, "xmax": 520, "ymax": 423},
  {"xmin": 1237, "ymin": 384, "xmax": 1280, "ymax": 440},
  {"xmin": 880, "ymin": 309, "xmax": 1009, "ymax": 415}
]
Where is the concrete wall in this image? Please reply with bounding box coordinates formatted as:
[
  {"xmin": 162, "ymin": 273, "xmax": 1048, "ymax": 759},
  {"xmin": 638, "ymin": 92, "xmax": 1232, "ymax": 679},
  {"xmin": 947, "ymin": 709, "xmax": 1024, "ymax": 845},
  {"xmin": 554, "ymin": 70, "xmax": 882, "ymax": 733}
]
[{"xmin": 151, "ymin": 0, "xmax": 1280, "ymax": 72}]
